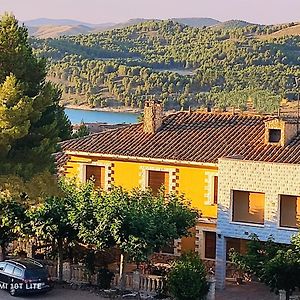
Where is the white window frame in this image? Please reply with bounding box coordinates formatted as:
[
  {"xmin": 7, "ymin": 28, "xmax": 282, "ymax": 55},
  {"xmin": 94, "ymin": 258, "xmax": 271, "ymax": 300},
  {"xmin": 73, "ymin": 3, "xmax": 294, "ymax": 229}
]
[
  {"xmin": 79, "ymin": 162, "xmax": 111, "ymax": 191},
  {"xmin": 204, "ymin": 172, "xmax": 218, "ymax": 205},
  {"xmin": 230, "ymin": 189, "xmax": 265, "ymax": 227},
  {"xmin": 199, "ymin": 227, "xmax": 217, "ymax": 260},
  {"xmin": 277, "ymin": 194, "xmax": 300, "ymax": 231},
  {"xmin": 140, "ymin": 166, "xmax": 176, "ymax": 193}
]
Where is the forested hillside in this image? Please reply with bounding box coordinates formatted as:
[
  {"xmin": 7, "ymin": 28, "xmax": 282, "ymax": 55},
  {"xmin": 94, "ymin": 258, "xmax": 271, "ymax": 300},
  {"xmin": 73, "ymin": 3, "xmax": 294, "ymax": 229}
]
[{"xmin": 31, "ymin": 20, "xmax": 300, "ymax": 112}]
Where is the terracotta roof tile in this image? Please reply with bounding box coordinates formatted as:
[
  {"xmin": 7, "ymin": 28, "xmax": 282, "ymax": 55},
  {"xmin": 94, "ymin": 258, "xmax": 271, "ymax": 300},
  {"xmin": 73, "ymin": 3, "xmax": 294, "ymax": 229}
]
[{"xmin": 60, "ymin": 112, "xmax": 300, "ymax": 164}]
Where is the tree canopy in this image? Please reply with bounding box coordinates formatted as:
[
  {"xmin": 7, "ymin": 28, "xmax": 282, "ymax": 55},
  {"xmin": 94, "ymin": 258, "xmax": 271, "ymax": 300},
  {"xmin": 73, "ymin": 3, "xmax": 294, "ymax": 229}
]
[
  {"xmin": 0, "ymin": 13, "xmax": 71, "ymax": 180},
  {"xmin": 30, "ymin": 20, "xmax": 300, "ymax": 112},
  {"xmin": 230, "ymin": 234, "xmax": 300, "ymax": 300},
  {"xmin": 67, "ymin": 182, "xmax": 198, "ymax": 287},
  {"xmin": 0, "ymin": 196, "xmax": 28, "ymax": 259}
]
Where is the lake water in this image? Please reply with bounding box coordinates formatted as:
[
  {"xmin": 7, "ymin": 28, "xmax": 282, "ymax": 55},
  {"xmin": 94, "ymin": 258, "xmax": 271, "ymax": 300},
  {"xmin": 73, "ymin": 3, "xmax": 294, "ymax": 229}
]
[{"xmin": 65, "ymin": 108, "xmax": 140, "ymax": 124}]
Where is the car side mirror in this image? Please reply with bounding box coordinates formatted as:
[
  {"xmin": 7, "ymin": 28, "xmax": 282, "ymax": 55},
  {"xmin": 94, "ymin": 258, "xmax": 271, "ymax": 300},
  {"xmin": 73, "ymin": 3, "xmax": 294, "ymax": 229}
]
[{"xmin": 0, "ymin": 267, "xmax": 3, "ymax": 271}]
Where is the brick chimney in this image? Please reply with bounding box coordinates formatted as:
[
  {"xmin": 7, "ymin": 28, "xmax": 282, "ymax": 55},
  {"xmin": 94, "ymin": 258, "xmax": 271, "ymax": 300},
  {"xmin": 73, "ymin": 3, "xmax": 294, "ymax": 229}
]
[{"xmin": 143, "ymin": 100, "xmax": 163, "ymax": 134}]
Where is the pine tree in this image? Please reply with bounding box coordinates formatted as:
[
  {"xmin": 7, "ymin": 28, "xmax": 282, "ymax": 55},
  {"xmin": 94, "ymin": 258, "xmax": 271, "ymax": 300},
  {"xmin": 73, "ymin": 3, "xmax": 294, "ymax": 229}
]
[{"xmin": 0, "ymin": 13, "xmax": 71, "ymax": 179}]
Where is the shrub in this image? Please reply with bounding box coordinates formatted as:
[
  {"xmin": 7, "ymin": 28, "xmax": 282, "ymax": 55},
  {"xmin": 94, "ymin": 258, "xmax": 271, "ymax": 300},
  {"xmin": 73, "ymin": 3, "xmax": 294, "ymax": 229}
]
[
  {"xmin": 166, "ymin": 252, "xmax": 209, "ymax": 300},
  {"xmin": 98, "ymin": 267, "xmax": 115, "ymax": 289}
]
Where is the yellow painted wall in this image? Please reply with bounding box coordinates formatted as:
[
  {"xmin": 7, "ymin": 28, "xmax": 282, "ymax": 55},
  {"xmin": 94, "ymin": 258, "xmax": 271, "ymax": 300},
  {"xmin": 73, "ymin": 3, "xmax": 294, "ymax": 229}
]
[
  {"xmin": 181, "ymin": 228, "xmax": 196, "ymax": 253},
  {"xmin": 177, "ymin": 165, "xmax": 217, "ymax": 218},
  {"xmin": 64, "ymin": 155, "xmax": 219, "ymax": 254},
  {"xmin": 113, "ymin": 160, "xmax": 142, "ymax": 190},
  {"xmin": 64, "ymin": 155, "xmax": 218, "ymax": 219}
]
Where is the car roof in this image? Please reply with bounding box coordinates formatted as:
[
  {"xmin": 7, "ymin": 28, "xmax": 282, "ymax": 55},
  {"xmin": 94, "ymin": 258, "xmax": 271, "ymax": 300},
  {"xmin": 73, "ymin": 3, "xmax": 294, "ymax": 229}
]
[{"xmin": 5, "ymin": 258, "xmax": 44, "ymax": 269}]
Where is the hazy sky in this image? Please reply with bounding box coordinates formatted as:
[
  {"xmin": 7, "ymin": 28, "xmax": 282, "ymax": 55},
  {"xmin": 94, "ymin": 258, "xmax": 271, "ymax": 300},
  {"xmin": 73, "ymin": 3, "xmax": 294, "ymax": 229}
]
[{"xmin": 0, "ymin": 0, "xmax": 299, "ymax": 25}]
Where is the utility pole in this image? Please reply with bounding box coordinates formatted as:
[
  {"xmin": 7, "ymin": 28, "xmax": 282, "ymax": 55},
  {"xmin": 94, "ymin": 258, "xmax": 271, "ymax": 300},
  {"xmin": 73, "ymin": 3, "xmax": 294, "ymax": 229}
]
[{"xmin": 295, "ymin": 77, "xmax": 300, "ymax": 134}]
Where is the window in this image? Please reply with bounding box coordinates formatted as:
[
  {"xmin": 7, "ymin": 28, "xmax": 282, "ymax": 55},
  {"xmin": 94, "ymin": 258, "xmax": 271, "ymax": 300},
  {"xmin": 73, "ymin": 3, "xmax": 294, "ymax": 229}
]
[
  {"xmin": 4, "ymin": 263, "xmax": 14, "ymax": 274},
  {"xmin": 85, "ymin": 165, "xmax": 105, "ymax": 189},
  {"xmin": 0, "ymin": 262, "xmax": 6, "ymax": 271},
  {"xmin": 226, "ymin": 238, "xmax": 248, "ymax": 260},
  {"xmin": 205, "ymin": 173, "xmax": 218, "ymax": 205},
  {"xmin": 232, "ymin": 190, "xmax": 265, "ymax": 225},
  {"xmin": 159, "ymin": 241, "xmax": 175, "ymax": 254},
  {"xmin": 204, "ymin": 231, "xmax": 216, "ymax": 259},
  {"xmin": 147, "ymin": 170, "xmax": 169, "ymax": 195},
  {"xmin": 13, "ymin": 267, "xmax": 23, "ymax": 277},
  {"xmin": 280, "ymin": 195, "xmax": 300, "ymax": 228},
  {"xmin": 268, "ymin": 129, "xmax": 281, "ymax": 143}
]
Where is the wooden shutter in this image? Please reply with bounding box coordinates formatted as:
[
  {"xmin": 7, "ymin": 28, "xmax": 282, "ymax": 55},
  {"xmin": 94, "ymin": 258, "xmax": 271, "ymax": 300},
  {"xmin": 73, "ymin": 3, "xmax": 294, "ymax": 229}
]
[
  {"xmin": 213, "ymin": 176, "xmax": 218, "ymax": 204},
  {"xmin": 280, "ymin": 195, "xmax": 300, "ymax": 228},
  {"xmin": 205, "ymin": 231, "xmax": 216, "ymax": 259},
  {"xmin": 86, "ymin": 165, "xmax": 105, "ymax": 189},
  {"xmin": 248, "ymin": 192, "xmax": 264, "ymax": 224},
  {"xmin": 148, "ymin": 171, "xmax": 169, "ymax": 195}
]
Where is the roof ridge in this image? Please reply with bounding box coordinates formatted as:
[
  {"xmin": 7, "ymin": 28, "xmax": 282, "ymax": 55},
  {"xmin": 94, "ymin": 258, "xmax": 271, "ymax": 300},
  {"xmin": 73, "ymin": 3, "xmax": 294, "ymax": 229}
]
[
  {"xmin": 60, "ymin": 122, "xmax": 140, "ymax": 147},
  {"xmin": 59, "ymin": 110, "xmax": 300, "ymax": 165}
]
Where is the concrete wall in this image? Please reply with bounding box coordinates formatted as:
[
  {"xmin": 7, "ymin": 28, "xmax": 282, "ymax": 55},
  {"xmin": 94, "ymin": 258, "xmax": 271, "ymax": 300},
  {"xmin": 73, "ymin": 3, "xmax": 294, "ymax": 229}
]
[{"xmin": 215, "ymin": 158, "xmax": 300, "ymax": 289}]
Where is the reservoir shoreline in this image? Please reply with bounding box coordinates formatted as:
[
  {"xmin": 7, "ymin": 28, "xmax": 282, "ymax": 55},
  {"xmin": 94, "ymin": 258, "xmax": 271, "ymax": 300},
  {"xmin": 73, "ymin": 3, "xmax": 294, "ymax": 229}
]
[
  {"xmin": 64, "ymin": 104, "xmax": 142, "ymax": 114},
  {"xmin": 65, "ymin": 107, "xmax": 140, "ymax": 125}
]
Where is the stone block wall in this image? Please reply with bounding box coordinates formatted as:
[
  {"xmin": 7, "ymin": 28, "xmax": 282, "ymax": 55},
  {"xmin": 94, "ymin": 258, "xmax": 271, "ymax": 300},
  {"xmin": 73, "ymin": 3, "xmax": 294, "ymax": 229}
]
[{"xmin": 215, "ymin": 158, "xmax": 300, "ymax": 289}]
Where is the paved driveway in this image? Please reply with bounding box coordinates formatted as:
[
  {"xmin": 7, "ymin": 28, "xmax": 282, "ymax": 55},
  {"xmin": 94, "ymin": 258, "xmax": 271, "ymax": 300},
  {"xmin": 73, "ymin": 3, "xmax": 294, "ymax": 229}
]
[
  {"xmin": 216, "ymin": 282, "xmax": 279, "ymax": 300},
  {"xmin": 0, "ymin": 287, "xmax": 103, "ymax": 300}
]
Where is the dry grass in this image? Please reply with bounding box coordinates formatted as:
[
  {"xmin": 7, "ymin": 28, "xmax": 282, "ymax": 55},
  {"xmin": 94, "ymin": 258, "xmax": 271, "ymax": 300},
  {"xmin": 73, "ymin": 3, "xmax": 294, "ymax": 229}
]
[
  {"xmin": 30, "ymin": 25, "xmax": 92, "ymax": 39},
  {"xmin": 259, "ymin": 23, "xmax": 300, "ymax": 40}
]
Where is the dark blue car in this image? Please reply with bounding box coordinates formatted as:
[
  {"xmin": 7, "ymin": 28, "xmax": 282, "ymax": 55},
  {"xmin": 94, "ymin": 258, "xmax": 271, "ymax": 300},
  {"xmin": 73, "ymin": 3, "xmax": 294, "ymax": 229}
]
[{"xmin": 0, "ymin": 258, "xmax": 53, "ymax": 296}]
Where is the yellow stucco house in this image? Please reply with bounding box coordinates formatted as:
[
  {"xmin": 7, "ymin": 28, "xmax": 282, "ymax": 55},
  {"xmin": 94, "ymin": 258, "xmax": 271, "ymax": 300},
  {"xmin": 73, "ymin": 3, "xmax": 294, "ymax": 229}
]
[{"xmin": 59, "ymin": 101, "xmax": 300, "ymax": 262}]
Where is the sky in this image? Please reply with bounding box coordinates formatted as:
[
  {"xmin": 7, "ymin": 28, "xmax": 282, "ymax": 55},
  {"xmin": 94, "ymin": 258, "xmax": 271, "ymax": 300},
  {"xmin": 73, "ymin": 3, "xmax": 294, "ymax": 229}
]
[{"xmin": 0, "ymin": 0, "xmax": 299, "ymax": 25}]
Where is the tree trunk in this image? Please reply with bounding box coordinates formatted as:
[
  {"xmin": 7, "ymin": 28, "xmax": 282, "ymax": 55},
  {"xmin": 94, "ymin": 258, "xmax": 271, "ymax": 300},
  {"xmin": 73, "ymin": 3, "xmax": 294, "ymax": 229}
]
[
  {"xmin": 57, "ymin": 238, "xmax": 63, "ymax": 282},
  {"xmin": 119, "ymin": 253, "xmax": 128, "ymax": 290},
  {"xmin": 0, "ymin": 244, "xmax": 6, "ymax": 261}
]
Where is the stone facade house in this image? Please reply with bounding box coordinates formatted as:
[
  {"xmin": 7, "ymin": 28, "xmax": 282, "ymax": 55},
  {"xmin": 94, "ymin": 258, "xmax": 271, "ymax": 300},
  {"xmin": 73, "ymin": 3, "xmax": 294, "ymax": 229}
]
[
  {"xmin": 215, "ymin": 117, "xmax": 300, "ymax": 288},
  {"xmin": 59, "ymin": 101, "xmax": 300, "ymax": 286}
]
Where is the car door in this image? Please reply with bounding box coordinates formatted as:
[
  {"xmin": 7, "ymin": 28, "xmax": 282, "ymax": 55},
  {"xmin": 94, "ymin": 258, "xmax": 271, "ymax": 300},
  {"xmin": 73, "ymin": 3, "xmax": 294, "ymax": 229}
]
[
  {"xmin": 12, "ymin": 266, "xmax": 24, "ymax": 291},
  {"xmin": 0, "ymin": 262, "xmax": 8, "ymax": 289},
  {"xmin": 2, "ymin": 263, "xmax": 14, "ymax": 285}
]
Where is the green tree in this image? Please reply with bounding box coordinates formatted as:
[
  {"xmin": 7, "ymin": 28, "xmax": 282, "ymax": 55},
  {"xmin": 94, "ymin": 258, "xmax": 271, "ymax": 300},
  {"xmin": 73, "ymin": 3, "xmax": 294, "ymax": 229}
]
[
  {"xmin": 72, "ymin": 122, "xmax": 90, "ymax": 138},
  {"xmin": 0, "ymin": 196, "xmax": 28, "ymax": 260},
  {"xmin": 0, "ymin": 75, "xmax": 33, "ymax": 154},
  {"xmin": 230, "ymin": 234, "xmax": 300, "ymax": 300},
  {"xmin": 0, "ymin": 13, "xmax": 71, "ymax": 180},
  {"xmin": 69, "ymin": 185, "xmax": 198, "ymax": 289},
  {"xmin": 167, "ymin": 252, "xmax": 209, "ymax": 300},
  {"xmin": 29, "ymin": 187, "xmax": 78, "ymax": 281}
]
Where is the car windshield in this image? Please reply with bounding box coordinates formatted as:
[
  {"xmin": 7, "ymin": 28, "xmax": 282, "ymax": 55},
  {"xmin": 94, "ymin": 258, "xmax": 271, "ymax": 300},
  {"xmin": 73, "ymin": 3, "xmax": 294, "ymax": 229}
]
[{"xmin": 24, "ymin": 268, "xmax": 48, "ymax": 279}]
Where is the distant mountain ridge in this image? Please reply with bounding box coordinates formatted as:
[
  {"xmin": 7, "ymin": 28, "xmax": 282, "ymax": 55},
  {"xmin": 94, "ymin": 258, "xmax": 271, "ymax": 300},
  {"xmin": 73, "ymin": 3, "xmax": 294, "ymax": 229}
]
[
  {"xmin": 23, "ymin": 17, "xmax": 263, "ymax": 38},
  {"xmin": 23, "ymin": 18, "xmax": 114, "ymax": 28},
  {"xmin": 27, "ymin": 25, "xmax": 93, "ymax": 39},
  {"xmin": 172, "ymin": 17, "xmax": 220, "ymax": 27},
  {"xmin": 213, "ymin": 19, "xmax": 260, "ymax": 29}
]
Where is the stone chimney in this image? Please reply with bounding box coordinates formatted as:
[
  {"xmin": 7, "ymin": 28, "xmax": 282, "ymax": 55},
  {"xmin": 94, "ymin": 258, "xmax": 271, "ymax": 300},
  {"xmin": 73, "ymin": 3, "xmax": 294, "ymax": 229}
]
[
  {"xmin": 143, "ymin": 100, "xmax": 163, "ymax": 134},
  {"xmin": 265, "ymin": 118, "xmax": 298, "ymax": 147}
]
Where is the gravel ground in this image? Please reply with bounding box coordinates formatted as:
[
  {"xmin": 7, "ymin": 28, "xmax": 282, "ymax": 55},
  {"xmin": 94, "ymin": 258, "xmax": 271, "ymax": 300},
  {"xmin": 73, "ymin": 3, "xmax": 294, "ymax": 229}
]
[
  {"xmin": 216, "ymin": 281, "xmax": 279, "ymax": 300},
  {"xmin": 0, "ymin": 286, "xmax": 104, "ymax": 300},
  {"xmin": 0, "ymin": 281, "xmax": 284, "ymax": 300}
]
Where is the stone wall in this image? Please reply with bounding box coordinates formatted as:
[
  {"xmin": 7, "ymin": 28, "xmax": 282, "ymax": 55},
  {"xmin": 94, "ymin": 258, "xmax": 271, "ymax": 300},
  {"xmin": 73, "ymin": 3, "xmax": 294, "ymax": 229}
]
[{"xmin": 215, "ymin": 158, "xmax": 300, "ymax": 289}]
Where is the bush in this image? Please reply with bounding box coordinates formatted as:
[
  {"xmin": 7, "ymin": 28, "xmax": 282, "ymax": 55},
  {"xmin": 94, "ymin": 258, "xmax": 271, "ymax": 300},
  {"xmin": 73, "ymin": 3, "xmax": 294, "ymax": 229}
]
[
  {"xmin": 166, "ymin": 252, "xmax": 209, "ymax": 300},
  {"xmin": 97, "ymin": 267, "xmax": 115, "ymax": 289}
]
